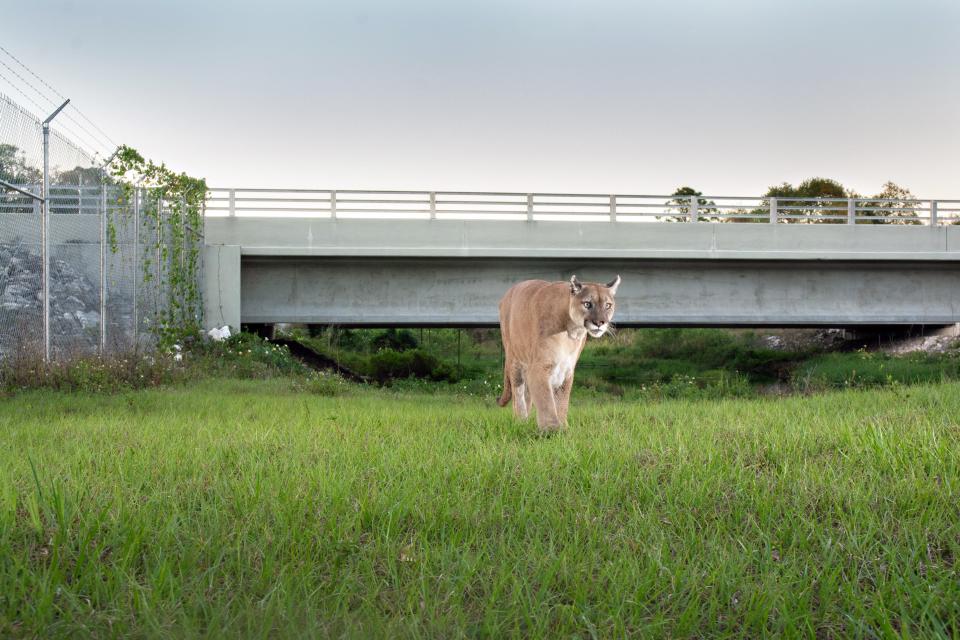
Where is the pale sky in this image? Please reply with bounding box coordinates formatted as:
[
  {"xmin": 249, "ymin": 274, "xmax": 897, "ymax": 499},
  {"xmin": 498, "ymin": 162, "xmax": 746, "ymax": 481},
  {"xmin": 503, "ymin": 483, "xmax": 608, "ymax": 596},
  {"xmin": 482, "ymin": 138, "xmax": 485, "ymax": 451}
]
[{"xmin": 4, "ymin": 0, "xmax": 959, "ymax": 197}]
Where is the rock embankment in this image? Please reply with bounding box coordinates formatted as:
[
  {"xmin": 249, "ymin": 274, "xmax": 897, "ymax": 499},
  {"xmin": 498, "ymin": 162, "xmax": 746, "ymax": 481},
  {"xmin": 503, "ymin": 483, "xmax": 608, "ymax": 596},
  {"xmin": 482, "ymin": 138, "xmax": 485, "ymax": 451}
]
[{"xmin": 0, "ymin": 240, "xmax": 110, "ymax": 355}]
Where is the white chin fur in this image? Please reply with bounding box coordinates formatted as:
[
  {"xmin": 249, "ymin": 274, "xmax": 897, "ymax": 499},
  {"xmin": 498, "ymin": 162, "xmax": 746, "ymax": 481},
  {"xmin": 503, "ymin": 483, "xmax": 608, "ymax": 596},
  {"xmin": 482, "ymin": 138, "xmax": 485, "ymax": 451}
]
[{"xmin": 587, "ymin": 325, "xmax": 606, "ymax": 338}]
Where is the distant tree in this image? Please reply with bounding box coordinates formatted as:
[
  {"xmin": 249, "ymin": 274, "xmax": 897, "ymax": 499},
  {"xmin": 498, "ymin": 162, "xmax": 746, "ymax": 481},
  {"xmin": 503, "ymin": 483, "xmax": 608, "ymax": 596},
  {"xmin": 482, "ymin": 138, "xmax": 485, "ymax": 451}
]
[
  {"xmin": 0, "ymin": 145, "xmax": 42, "ymax": 213},
  {"xmin": 760, "ymin": 177, "xmax": 851, "ymax": 224},
  {"xmin": 0, "ymin": 143, "xmax": 41, "ymax": 185},
  {"xmin": 1, "ymin": 145, "xmax": 108, "ymax": 214},
  {"xmin": 663, "ymin": 186, "xmax": 718, "ymax": 222},
  {"xmin": 793, "ymin": 177, "xmax": 849, "ymax": 199},
  {"xmin": 860, "ymin": 181, "xmax": 920, "ymax": 225},
  {"xmin": 55, "ymin": 165, "xmax": 103, "ymax": 186}
]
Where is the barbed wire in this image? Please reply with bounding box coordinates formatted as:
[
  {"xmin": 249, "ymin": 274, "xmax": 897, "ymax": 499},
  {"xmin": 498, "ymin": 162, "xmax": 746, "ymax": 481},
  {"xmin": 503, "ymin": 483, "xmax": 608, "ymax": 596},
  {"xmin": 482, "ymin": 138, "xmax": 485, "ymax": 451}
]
[
  {"xmin": 0, "ymin": 69, "xmax": 49, "ymax": 119},
  {"xmin": 0, "ymin": 85, "xmax": 97, "ymax": 183},
  {"xmin": 0, "ymin": 45, "xmax": 118, "ymax": 149},
  {"xmin": 0, "ymin": 49, "xmax": 114, "ymax": 158},
  {"xmin": 0, "ymin": 66, "xmax": 105, "ymax": 160},
  {"xmin": 0, "ymin": 51, "xmax": 111, "ymax": 152}
]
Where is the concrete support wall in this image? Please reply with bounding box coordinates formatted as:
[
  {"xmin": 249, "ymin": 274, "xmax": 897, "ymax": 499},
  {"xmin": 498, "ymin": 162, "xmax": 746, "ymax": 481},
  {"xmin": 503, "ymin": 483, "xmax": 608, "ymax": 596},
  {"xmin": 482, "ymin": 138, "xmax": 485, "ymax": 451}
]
[
  {"xmin": 240, "ymin": 257, "xmax": 960, "ymax": 326},
  {"xmin": 202, "ymin": 245, "xmax": 241, "ymax": 331}
]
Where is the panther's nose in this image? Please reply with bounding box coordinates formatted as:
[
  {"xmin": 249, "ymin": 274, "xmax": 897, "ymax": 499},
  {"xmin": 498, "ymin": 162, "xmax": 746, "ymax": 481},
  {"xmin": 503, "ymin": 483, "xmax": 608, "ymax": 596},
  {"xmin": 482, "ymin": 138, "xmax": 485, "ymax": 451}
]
[{"xmin": 596, "ymin": 320, "xmax": 606, "ymax": 327}]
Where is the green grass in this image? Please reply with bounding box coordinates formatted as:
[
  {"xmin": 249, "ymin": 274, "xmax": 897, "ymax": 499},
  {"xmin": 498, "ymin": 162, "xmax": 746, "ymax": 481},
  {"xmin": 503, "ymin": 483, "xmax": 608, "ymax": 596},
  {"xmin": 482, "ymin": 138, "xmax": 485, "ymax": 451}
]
[
  {"xmin": 299, "ymin": 327, "xmax": 960, "ymax": 397},
  {"xmin": 294, "ymin": 328, "xmax": 808, "ymax": 392},
  {"xmin": 798, "ymin": 350, "xmax": 960, "ymax": 389},
  {"xmin": 2, "ymin": 379, "xmax": 959, "ymax": 638},
  {"xmin": 579, "ymin": 328, "xmax": 800, "ymax": 385}
]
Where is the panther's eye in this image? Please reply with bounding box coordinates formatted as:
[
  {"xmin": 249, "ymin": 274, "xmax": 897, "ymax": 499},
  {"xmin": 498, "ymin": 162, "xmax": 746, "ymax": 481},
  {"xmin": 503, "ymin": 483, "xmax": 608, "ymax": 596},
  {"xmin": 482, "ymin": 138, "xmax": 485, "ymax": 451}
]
[
  {"xmin": 583, "ymin": 301, "xmax": 592, "ymax": 309},
  {"xmin": 605, "ymin": 302, "xmax": 612, "ymax": 310}
]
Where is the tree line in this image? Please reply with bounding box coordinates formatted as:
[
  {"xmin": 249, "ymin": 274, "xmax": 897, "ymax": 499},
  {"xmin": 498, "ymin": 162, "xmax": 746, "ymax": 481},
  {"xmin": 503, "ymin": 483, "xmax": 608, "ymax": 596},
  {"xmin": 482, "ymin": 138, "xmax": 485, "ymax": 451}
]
[{"xmin": 667, "ymin": 178, "xmax": 924, "ymax": 224}]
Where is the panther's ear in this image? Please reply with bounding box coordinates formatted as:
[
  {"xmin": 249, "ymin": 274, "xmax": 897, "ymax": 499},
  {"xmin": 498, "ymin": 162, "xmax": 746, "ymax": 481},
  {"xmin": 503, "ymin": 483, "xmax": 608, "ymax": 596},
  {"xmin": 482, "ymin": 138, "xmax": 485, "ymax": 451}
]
[
  {"xmin": 606, "ymin": 275, "xmax": 621, "ymax": 295},
  {"xmin": 569, "ymin": 274, "xmax": 583, "ymax": 295}
]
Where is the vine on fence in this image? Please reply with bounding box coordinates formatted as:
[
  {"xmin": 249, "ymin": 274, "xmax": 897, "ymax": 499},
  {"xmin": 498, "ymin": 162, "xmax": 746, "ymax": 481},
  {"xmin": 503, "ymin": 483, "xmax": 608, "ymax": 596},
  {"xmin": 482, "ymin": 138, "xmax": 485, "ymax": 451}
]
[{"xmin": 107, "ymin": 145, "xmax": 207, "ymax": 347}]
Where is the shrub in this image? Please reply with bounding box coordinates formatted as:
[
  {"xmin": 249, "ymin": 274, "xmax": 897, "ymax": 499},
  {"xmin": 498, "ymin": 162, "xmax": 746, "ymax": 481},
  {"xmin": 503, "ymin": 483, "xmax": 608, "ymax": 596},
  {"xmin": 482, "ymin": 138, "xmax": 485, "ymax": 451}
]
[
  {"xmin": 368, "ymin": 348, "xmax": 458, "ymax": 384},
  {"xmin": 0, "ymin": 332, "xmax": 307, "ymax": 393},
  {"xmin": 371, "ymin": 328, "xmax": 419, "ymax": 352},
  {"xmin": 298, "ymin": 371, "xmax": 352, "ymax": 396},
  {"xmin": 189, "ymin": 332, "xmax": 306, "ymax": 377},
  {"xmin": 0, "ymin": 350, "xmax": 181, "ymax": 393}
]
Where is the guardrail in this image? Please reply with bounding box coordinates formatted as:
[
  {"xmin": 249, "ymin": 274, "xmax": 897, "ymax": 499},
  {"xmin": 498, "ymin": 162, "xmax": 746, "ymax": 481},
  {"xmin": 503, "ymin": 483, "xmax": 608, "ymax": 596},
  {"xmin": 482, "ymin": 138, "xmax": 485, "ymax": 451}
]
[
  {"xmin": 0, "ymin": 185, "xmax": 190, "ymax": 216},
  {"xmin": 203, "ymin": 188, "xmax": 960, "ymax": 225},
  {"xmin": 6, "ymin": 186, "xmax": 960, "ymax": 225},
  {"xmin": 0, "ymin": 185, "xmax": 111, "ymax": 214}
]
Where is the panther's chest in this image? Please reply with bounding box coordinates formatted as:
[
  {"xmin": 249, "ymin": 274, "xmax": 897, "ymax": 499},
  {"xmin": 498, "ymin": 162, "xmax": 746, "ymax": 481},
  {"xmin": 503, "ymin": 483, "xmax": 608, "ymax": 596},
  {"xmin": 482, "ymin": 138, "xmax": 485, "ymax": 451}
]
[{"xmin": 548, "ymin": 349, "xmax": 580, "ymax": 389}]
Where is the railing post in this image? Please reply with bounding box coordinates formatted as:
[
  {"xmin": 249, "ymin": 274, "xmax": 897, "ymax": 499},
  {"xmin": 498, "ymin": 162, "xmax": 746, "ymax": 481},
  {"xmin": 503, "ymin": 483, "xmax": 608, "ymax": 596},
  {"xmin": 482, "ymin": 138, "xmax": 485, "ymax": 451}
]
[
  {"xmin": 526, "ymin": 194, "xmax": 534, "ymax": 222},
  {"xmin": 609, "ymin": 195, "xmax": 617, "ymax": 222},
  {"xmin": 429, "ymin": 192, "xmax": 436, "ymax": 220},
  {"xmin": 769, "ymin": 197, "xmax": 778, "ymax": 224},
  {"xmin": 847, "ymin": 198, "xmax": 856, "ymax": 225},
  {"xmin": 688, "ymin": 195, "xmax": 698, "ymax": 223},
  {"xmin": 228, "ymin": 188, "xmax": 236, "ymax": 217},
  {"xmin": 331, "ymin": 190, "xmax": 337, "ymax": 220},
  {"xmin": 930, "ymin": 200, "xmax": 938, "ymax": 226}
]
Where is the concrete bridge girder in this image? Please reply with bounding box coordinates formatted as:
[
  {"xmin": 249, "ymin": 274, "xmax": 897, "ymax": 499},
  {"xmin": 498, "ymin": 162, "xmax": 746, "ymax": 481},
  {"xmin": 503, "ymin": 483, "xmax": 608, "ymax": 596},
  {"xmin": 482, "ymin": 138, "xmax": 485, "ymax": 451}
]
[{"xmin": 201, "ymin": 218, "xmax": 960, "ymax": 330}]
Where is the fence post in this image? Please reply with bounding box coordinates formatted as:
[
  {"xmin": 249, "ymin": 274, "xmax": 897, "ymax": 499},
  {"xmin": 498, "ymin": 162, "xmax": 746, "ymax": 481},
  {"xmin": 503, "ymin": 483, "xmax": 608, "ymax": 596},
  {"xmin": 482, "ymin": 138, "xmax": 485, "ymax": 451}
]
[
  {"xmin": 331, "ymin": 190, "xmax": 337, "ymax": 220},
  {"xmin": 688, "ymin": 195, "xmax": 698, "ymax": 223},
  {"xmin": 99, "ymin": 182, "xmax": 107, "ymax": 353},
  {"xmin": 41, "ymin": 124, "xmax": 48, "ymax": 361},
  {"xmin": 847, "ymin": 198, "xmax": 856, "ymax": 225},
  {"xmin": 609, "ymin": 195, "xmax": 617, "ymax": 222},
  {"xmin": 769, "ymin": 197, "xmax": 778, "ymax": 224},
  {"xmin": 526, "ymin": 194, "xmax": 534, "ymax": 222},
  {"xmin": 39, "ymin": 98, "xmax": 74, "ymax": 361},
  {"xmin": 156, "ymin": 192, "xmax": 162, "ymax": 321},
  {"xmin": 228, "ymin": 189, "xmax": 236, "ymax": 217},
  {"xmin": 429, "ymin": 192, "xmax": 436, "ymax": 220},
  {"xmin": 181, "ymin": 195, "xmax": 187, "ymax": 319},
  {"xmin": 197, "ymin": 200, "xmax": 205, "ymax": 323},
  {"xmin": 930, "ymin": 200, "xmax": 938, "ymax": 226},
  {"xmin": 133, "ymin": 187, "xmax": 139, "ymax": 349}
]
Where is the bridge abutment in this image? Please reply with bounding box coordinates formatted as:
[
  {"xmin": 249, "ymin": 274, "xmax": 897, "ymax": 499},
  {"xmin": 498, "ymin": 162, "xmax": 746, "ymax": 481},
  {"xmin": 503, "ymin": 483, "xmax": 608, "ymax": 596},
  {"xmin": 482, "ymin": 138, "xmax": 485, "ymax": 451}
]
[{"xmin": 202, "ymin": 244, "xmax": 241, "ymax": 332}]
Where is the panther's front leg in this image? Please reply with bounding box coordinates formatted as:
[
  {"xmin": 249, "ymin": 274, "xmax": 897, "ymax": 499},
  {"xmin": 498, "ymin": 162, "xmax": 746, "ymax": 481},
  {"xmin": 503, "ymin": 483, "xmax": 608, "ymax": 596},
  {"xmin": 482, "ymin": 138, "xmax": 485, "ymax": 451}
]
[
  {"xmin": 555, "ymin": 371, "xmax": 575, "ymax": 423},
  {"xmin": 529, "ymin": 365, "xmax": 563, "ymax": 432}
]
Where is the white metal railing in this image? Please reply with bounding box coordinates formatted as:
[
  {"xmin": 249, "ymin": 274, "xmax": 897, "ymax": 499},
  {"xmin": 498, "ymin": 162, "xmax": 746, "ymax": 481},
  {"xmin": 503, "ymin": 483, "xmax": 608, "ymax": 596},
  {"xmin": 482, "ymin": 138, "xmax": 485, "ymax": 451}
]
[
  {"xmin": 202, "ymin": 188, "xmax": 960, "ymax": 225},
  {"xmin": 0, "ymin": 184, "xmax": 115, "ymax": 215},
  {"xmin": 6, "ymin": 186, "xmax": 960, "ymax": 225},
  {"xmin": 0, "ymin": 185, "xmax": 187, "ymax": 215}
]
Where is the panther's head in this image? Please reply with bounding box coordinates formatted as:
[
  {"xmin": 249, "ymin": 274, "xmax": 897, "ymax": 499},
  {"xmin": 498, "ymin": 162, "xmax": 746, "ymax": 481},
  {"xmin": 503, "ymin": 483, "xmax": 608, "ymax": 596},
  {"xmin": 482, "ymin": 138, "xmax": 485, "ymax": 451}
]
[{"xmin": 568, "ymin": 274, "xmax": 621, "ymax": 338}]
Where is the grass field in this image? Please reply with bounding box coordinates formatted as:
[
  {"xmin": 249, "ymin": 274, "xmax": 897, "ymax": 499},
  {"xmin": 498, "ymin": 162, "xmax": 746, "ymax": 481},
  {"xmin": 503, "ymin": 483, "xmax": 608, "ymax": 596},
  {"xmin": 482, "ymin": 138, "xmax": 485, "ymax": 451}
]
[{"xmin": 2, "ymin": 378, "xmax": 959, "ymax": 638}]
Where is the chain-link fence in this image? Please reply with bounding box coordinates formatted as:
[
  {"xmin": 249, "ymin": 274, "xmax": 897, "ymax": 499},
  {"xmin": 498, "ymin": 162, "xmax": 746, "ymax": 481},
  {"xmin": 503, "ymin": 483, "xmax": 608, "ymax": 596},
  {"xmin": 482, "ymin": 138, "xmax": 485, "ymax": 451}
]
[{"xmin": 0, "ymin": 91, "xmax": 203, "ymax": 361}]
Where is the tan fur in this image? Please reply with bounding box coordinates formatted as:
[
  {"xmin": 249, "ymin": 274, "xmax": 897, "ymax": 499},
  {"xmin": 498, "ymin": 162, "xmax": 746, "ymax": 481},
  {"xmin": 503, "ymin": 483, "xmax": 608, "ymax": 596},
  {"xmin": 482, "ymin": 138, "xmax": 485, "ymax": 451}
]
[{"xmin": 497, "ymin": 275, "xmax": 620, "ymax": 432}]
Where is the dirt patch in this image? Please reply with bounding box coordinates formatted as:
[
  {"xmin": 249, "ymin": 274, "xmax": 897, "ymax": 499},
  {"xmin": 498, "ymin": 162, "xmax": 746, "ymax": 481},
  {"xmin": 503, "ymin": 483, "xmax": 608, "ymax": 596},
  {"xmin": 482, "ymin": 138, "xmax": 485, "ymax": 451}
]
[{"xmin": 269, "ymin": 338, "xmax": 369, "ymax": 383}]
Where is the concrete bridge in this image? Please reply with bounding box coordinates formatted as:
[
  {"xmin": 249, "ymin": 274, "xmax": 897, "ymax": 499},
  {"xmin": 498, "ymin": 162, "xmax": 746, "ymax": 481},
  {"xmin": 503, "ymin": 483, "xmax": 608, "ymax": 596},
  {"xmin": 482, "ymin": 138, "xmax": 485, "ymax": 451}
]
[{"xmin": 200, "ymin": 189, "xmax": 960, "ymax": 330}]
